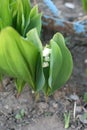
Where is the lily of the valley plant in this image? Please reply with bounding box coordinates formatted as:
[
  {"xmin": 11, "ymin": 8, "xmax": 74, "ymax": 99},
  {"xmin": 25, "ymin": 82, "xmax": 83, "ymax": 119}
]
[{"xmin": 0, "ymin": 0, "xmax": 73, "ymax": 96}]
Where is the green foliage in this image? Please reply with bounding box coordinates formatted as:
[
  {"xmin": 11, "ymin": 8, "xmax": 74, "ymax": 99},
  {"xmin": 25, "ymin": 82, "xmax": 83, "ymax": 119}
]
[
  {"xmin": 15, "ymin": 79, "xmax": 26, "ymax": 95},
  {"xmin": 82, "ymin": 0, "xmax": 87, "ymax": 13},
  {"xmin": 64, "ymin": 112, "xmax": 71, "ymax": 129},
  {"xmin": 0, "ymin": 0, "xmax": 42, "ymax": 36},
  {"xmin": 0, "ymin": 27, "xmax": 73, "ymax": 96},
  {"xmin": 83, "ymin": 112, "xmax": 87, "ymax": 120},
  {"xmin": 84, "ymin": 92, "xmax": 87, "ymax": 103},
  {"xmin": 43, "ymin": 33, "xmax": 73, "ymax": 95},
  {"xmin": 86, "ymin": 69, "xmax": 87, "ymax": 75},
  {"xmin": 0, "ymin": 0, "xmax": 73, "ymax": 96},
  {"xmin": 82, "ymin": 0, "xmax": 87, "ymax": 103},
  {"xmin": 15, "ymin": 109, "xmax": 25, "ymax": 120},
  {"xmin": 0, "ymin": 27, "xmax": 45, "ymax": 92},
  {"xmin": 0, "ymin": 0, "xmax": 12, "ymax": 29}
]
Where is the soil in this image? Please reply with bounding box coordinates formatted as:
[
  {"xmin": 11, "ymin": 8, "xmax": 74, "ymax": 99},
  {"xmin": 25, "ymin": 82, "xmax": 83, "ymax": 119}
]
[{"xmin": 0, "ymin": 0, "xmax": 87, "ymax": 130}]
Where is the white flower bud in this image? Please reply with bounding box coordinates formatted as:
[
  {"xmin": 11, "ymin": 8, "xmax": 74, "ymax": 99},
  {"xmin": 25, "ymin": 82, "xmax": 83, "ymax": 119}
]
[
  {"xmin": 44, "ymin": 56, "xmax": 50, "ymax": 62},
  {"xmin": 43, "ymin": 48, "xmax": 51, "ymax": 57},
  {"xmin": 42, "ymin": 62, "xmax": 49, "ymax": 68}
]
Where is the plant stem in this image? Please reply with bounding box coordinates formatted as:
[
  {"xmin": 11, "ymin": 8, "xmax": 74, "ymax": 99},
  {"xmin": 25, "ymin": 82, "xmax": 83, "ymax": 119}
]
[
  {"xmin": 16, "ymin": 92, "xmax": 21, "ymax": 99},
  {"xmin": 73, "ymin": 101, "xmax": 76, "ymax": 119},
  {"xmin": 35, "ymin": 92, "xmax": 40, "ymax": 102},
  {"xmin": 0, "ymin": 75, "xmax": 4, "ymax": 91},
  {"xmin": 64, "ymin": 112, "xmax": 70, "ymax": 129}
]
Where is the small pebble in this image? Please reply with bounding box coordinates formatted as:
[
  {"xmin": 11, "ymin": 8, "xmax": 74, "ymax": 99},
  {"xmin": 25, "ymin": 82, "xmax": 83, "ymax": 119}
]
[
  {"xmin": 71, "ymin": 124, "xmax": 76, "ymax": 129},
  {"xmin": 70, "ymin": 93, "xmax": 79, "ymax": 101},
  {"xmin": 64, "ymin": 100, "xmax": 70, "ymax": 106},
  {"xmin": 38, "ymin": 102, "xmax": 48, "ymax": 109},
  {"xmin": 64, "ymin": 2, "xmax": 75, "ymax": 9},
  {"xmin": 84, "ymin": 59, "xmax": 87, "ymax": 64},
  {"xmin": 4, "ymin": 105, "xmax": 9, "ymax": 109},
  {"xmin": 49, "ymin": 107, "xmax": 55, "ymax": 113},
  {"xmin": 76, "ymin": 106, "xmax": 82, "ymax": 113},
  {"xmin": 79, "ymin": 114, "xmax": 87, "ymax": 124},
  {"xmin": 52, "ymin": 103, "xmax": 58, "ymax": 109}
]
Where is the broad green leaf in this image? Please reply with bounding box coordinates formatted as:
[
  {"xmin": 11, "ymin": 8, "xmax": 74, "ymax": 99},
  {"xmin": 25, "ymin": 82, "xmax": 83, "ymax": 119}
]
[
  {"xmin": 26, "ymin": 28, "xmax": 42, "ymax": 51},
  {"xmin": 35, "ymin": 54, "xmax": 45, "ymax": 91},
  {"xmin": 26, "ymin": 6, "xmax": 42, "ymax": 36},
  {"xmin": 9, "ymin": 0, "xmax": 16, "ymax": 4},
  {"xmin": 27, "ymin": 28, "xmax": 45, "ymax": 91},
  {"xmin": 0, "ymin": 27, "xmax": 40, "ymax": 89},
  {"xmin": 43, "ymin": 66, "xmax": 50, "ymax": 95},
  {"xmin": 48, "ymin": 40, "xmax": 63, "ymax": 88},
  {"xmin": 0, "ymin": 0, "xmax": 12, "ymax": 29},
  {"xmin": 49, "ymin": 33, "xmax": 73, "ymax": 94},
  {"xmin": 43, "ymin": 40, "xmax": 63, "ymax": 95}
]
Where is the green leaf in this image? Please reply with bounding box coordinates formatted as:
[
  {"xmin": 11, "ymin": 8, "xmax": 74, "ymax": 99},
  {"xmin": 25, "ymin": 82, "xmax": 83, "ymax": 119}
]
[
  {"xmin": 49, "ymin": 33, "xmax": 73, "ymax": 95},
  {"xmin": 9, "ymin": 0, "xmax": 15, "ymax": 4},
  {"xmin": 27, "ymin": 28, "xmax": 45, "ymax": 91},
  {"xmin": 15, "ymin": 109, "xmax": 25, "ymax": 120},
  {"xmin": 21, "ymin": 0, "xmax": 31, "ymax": 36},
  {"xmin": 21, "ymin": 0, "xmax": 31, "ymax": 22},
  {"xmin": 15, "ymin": 0, "xmax": 31, "ymax": 36},
  {"xmin": 43, "ymin": 66, "xmax": 50, "ymax": 95},
  {"xmin": 10, "ymin": 0, "xmax": 41, "ymax": 36},
  {"xmin": 0, "ymin": 0, "xmax": 12, "ymax": 29},
  {"xmin": 21, "ymin": 0, "xmax": 31, "ymax": 19},
  {"xmin": 49, "ymin": 40, "xmax": 63, "ymax": 88},
  {"xmin": 35, "ymin": 54, "xmax": 45, "ymax": 91},
  {"xmin": 15, "ymin": 113, "xmax": 22, "ymax": 120},
  {"xmin": 43, "ymin": 40, "xmax": 63, "ymax": 95},
  {"xmin": 26, "ymin": 28, "xmax": 42, "ymax": 51},
  {"xmin": 14, "ymin": 0, "xmax": 25, "ymax": 35},
  {"xmin": 20, "ymin": 109, "xmax": 25, "ymax": 117},
  {"xmin": 0, "ymin": 27, "xmax": 40, "ymax": 90},
  {"xmin": 0, "ymin": 19, "xmax": 4, "ymax": 30},
  {"xmin": 83, "ymin": 112, "xmax": 87, "ymax": 120},
  {"xmin": 9, "ymin": 0, "xmax": 17, "ymax": 19},
  {"xmin": 26, "ymin": 5, "xmax": 42, "ymax": 36},
  {"xmin": 15, "ymin": 79, "xmax": 26, "ymax": 94},
  {"xmin": 82, "ymin": 0, "xmax": 87, "ymax": 13},
  {"xmin": 84, "ymin": 92, "xmax": 87, "ymax": 103}
]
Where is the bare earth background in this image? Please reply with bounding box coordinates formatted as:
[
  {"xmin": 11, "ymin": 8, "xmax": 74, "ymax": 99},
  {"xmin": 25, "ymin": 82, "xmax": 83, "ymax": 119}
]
[{"xmin": 0, "ymin": 0, "xmax": 87, "ymax": 130}]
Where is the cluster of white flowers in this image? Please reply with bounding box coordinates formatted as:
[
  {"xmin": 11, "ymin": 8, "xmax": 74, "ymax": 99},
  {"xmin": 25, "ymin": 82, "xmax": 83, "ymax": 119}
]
[{"xmin": 42, "ymin": 47, "xmax": 51, "ymax": 68}]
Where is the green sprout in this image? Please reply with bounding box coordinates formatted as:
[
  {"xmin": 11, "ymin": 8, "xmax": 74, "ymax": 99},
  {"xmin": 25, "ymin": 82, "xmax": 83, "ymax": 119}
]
[
  {"xmin": 64, "ymin": 112, "xmax": 71, "ymax": 129},
  {"xmin": 15, "ymin": 109, "xmax": 25, "ymax": 120}
]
